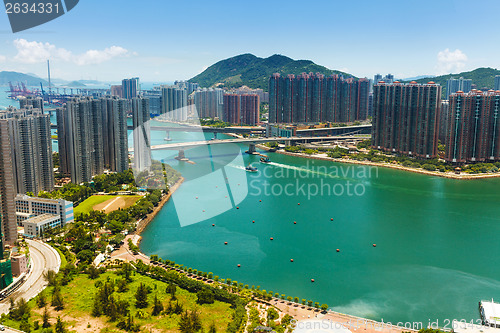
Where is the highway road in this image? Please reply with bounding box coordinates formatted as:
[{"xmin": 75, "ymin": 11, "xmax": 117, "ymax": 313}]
[{"xmin": 0, "ymin": 240, "xmax": 61, "ymax": 315}]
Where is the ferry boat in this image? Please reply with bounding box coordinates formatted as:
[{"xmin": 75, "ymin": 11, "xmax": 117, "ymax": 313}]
[
  {"xmin": 245, "ymin": 165, "xmax": 258, "ymax": 172},
  {"xmin": 260, "ymin": 156, "xmax": 270, "ymax": 163}
]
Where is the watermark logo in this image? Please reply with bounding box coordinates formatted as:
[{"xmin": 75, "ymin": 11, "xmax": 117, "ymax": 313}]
[
  {"xmin": 129, "ymin": 105, "xmax": 248, "ymax": 227},
  {"xmin": 4, "ymin": 0, "xmax": 79, "ymax": 33}
]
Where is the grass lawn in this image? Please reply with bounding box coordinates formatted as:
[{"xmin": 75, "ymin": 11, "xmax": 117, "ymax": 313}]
[
  {"xmin": 74, "ymin": 195, "xmax": 141, "ymax": 215},
  {"xmin": 2, "ymin": 270, "xmax": 235, "ymax": 332}
]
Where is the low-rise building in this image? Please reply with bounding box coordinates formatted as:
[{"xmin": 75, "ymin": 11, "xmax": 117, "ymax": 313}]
[
  {"xmin": 15, "ymin": 194, "xmax": 74, "ymax": 226},
  {"xmin": 23, "ymin": 213, "xmax": 63, "ymax": 237},
  {"xmin": 11, "ymin": 254, "xmax": 28, "ymax": 276}
]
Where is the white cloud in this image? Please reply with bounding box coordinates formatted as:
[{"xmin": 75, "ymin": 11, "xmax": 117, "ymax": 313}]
[
  {"xmin": 74, "ymin": 46, "xmax": 129, "ymax": 65},
  {"xmin": 436, "ymin": 48, "xmax": 468, "ymax": 74},
  {"xmin": 13, "ymin": 39, "xmax": 131, "ymax": 66}
]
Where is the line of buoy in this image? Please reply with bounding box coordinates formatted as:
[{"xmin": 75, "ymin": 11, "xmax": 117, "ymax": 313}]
[
  {"xmin": 237, "ymin": 264, "xmax": 241, "ymax": 267},
  {"xmin": 336, "ymin": 249, "xmax": 340, "ymax": 252},
  {"xmin": 298, "ymin": 203, "xmax": 300, "ymax": 205},
  {"xmin": 373, "ymin": 244, "xmax": 377, "ymax": 247},
  {"xmin": 330, "ymin": 218, "xmax": 333, "ymax": 221},
  {"xmin": 212, "ymin": 224, "xmax": 215, "ymax": 227},
  {"xmin": 259, "ymin": 200, "xmax": 262, "ymax": 202},
  {"xmin": 252, "ymin": 220, "xmax": 255, "ymax": 223},
  {"xmin": 270, "ymin": 237, "xmax": 274, "ymax": 241},
  {"xmin": 290, "ymin": 259, "xmax": 294, "ymax": 262},
  {"xmin": 202, "ymin": 210, "xmax": 205, "ymax": 212},
  {"xmin": 224, "ymin": 242, "xmax": 228, "ymax": 245},
  {"xmin": 196, "ymin": 197, "xmax": 198, "ymax": 199},
  {"xmin": 293, "ymin": 221, "xmax": 296, "ymax": 224},
  {"xmin": 311, "ymin": 279, "xmax": 315, "ymax": 282}
]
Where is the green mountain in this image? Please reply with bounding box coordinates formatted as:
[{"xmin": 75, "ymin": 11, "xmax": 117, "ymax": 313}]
[
  {"xmin": 409, "ymin": 67, "xmax": 500, "ymax": 96},
  {"xmin": 0, "ymin": 71, "xmax": 48, "ymax": 86},
  {"xmin": 65, "ymin": 81, "xmax": 86, "ymax": 87},
  {"xmin": 189, "ymin": 53, "xmax": 354, "ymax": 91}
]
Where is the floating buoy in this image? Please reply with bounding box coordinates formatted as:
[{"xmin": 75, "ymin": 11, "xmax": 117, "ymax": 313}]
[
  {"xmin": 236, "ymin": 206, "xmax": 239, "ymax": 209},
  {"xmin": 330, "ymin": 218, "xmax": 333, "ymax": 221},
  {"xmin": 336, "ymin": 249, "xmax": 340, "ymax": 252},
  {"xmin": 196, "ymin": 197, "xmax": 198, "ymax": 199},
  {"xmin": 224, "ymin": 242, "xmax": 228, "ymax": 245},
  {"xmin": 202, "ymin": 210, "xmax": 205, "ymax": 212},
  {"xmin": 259, "ymin": 200, "xmax": 262, "ymax": 202},
  {"xmin": 311, "ymin": 279, "xmax": 315, "ymax": 282},
  {"xmin": 212, "ymin": 224, "xmax": 215, "ymax": 227},
  {"xmin": 298, "ymin": 203, "xmax": 300, "ymax": 205},
  {"xmin": 294, "ymin": 221, "xmax": 297, "ymax": 224},
  {"xmin": 252, "ymin": 220, "xmax": 255, "ymax": 223},
  {"xmin": 290, "ymin": 259, "xmax": 294, "ymax": 262},
  {"xmin": 216, "ymin": 186, "xmax": 218, "ymax": 188},
  {"xmin": 373, "ymin": 244, "xmax": 377, "ymax": 247},
  {"xmin": 225, "ymin": 196, "xmax": 228, "ymax": 198},
  {"xmin": 270, "ymin": 237, "xmax": 274, "ymax": 241},
  {"xmin": 237, "ymin": 264, "xmax": 241, "ymax": 267}
]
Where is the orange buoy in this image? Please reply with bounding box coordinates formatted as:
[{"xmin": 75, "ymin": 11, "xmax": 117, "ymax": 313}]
[
  {"xmin": 224, "ymin": 242, "xmax": 228, "ymax": 245},
  {"xmin": 373, "ymin": 244, "xmax": 377, "ymax": 247},
  {"xmin": 311, "ymin": 279, "xmax": 315, "ymax": 282},
  {"xmin": 290, "ymin": 259, "xmax": 294, "ymax": 262},
  {"xmin": 237, "ymin": 264, "xmax": 241, "ymax": 267},
  {"xmin": 252, "ymin": 220, "xmax": 255, "ymax": 223},
  {"xmin": 270, "ymin": 237, "xmax": 274, "ymax": 241},
  {"xmin": 330, "ymin": 218, "xmax": 333, "ymax": 221},
  {"xmin": 336, "ymin": 249, "xmax": 340, "ymax": 252},
  {"xmin": 212, "ymin": 224, "xmax": 215, "ymax": 227},
  {"xmin": 202, "ymin": 210, "xmax": 205, "ymax": 212},
  {"xmin": 259, "ymin": 200, "xmax": 262, "ymax": 202},
  {"xmin": 236, "ymin": 206, "xmax": 239, "ymax": 209},
  {"xmin": 196, "ymin": 197, "xmax": 198, "ymax": 199},
  {"xmin": 294, "ymin": 221, "xmax": 297, "ymax": 224},
  {"xmin": 225, "ymin": 196, "xmax": 228, "ymax": 198},
  {"xmin": 298, "ymin": 203, "xmax": 300, "ymax": 205}
]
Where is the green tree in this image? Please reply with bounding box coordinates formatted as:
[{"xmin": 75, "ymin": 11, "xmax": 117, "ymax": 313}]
[
  {"xmin": 321, "ymin": 304, "xmax": 329, "ymax": 311},
  {"xmin": 208, "ymin": 322, "xmax": 217, "ymax": 333},
  {"xmin": 36, "ymin": 292, "xmax": 48, "ymax": 308},
  {"xmin": 42, "ymin": 307, "xmax": 51, "ymax": 328},
  {"xmin": 117, "ymin": 278, "xmax": 129, "ymax": 293},
  {"xmin": 134, "ymin": 283, "xmax": 149, "ymax": 308},
  {"xmin": 314, "ymin": 302, "xmax": 320, "ymax": 309},
  {"xmin": 152, "ymin": 294, "xmax": 163, "ymax": 316},
  {"xmin": 55, "ymin": 316, "xmax": 65, "ymax": 333},
  {"xmin": 196, "ymin": 289, "xmax": 214, "ymax": 305},
  {"xmin": 178, "ymin": 309, "xmax": 202, "ymax": 333},
  {"xmin": 166, "ymin": 283, "xmax": 176, "ymax": 300},
  {"xmin": 44, "ymin": 270, "xmax": 57, "ymax": 286},
  {"xmin": 52, "ymin": 291, "xmax": 64, "ymax": 311}
]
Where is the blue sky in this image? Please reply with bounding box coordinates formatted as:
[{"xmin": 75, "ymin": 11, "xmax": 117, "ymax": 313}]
[{"xmin": 0, "ymin": 0, "xmax": 499, "ymax": 83}]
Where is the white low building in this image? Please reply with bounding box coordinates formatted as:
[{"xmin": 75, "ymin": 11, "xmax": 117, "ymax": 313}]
[
  {"xmin": 23, "ymin": 213, "xmax": 63, "ymax": 237},
  {"xmin": 480, "ymin": 300, "xmax": 500, "ymax": 327}
]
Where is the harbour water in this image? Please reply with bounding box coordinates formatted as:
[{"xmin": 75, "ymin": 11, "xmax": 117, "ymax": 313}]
[{"xmin": 140, "ymin": 130, "xmax": 500, "ymax": 327}]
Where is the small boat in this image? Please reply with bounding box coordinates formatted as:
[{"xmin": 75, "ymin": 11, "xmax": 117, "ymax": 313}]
[
  {"xmin": 260, "ymin": 156, "xmax": 270, "ymax": 163},
  {"xmin": 164, "ymin": 137, "xmax": 172, "ymax": 141},
  {"xmin": 268, "ymin": 148, "xmax": 277, "ymax": 152},
  {"xmin": 245, "ymin": 165, "xmax": 258, "ymax": 172}
]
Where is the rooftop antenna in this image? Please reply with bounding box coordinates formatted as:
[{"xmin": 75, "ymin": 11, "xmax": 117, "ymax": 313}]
[{"xmin": 47, "ymin": 59, "xmax": 52, "ymax": 95}]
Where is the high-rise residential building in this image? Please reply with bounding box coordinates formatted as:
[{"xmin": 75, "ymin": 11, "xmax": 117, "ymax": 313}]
[
  {"xmin": 122, "ymin": 78, "xmax": 140, "ymax": 99},
  {"xmin": 373, "ymin": 74, "xmax": 394, "ymax": 84},
  {"xmin": 58, "ymin": 97, "xmax": 106, "ymax": 183},
  {"xmin": 269, "ymin": 73, "xmax": 369, "ymax": 124},
  {"xmin": 0, "ymin": 120, "xmax": 18, "ymax": 246},
  {"xmin": 0, "ymin": 107, "xmax": 54, "ymax": 194},
  {"xmin": 446, "ymin": 77, "xmax": 472, "ymax": 99},
  {"xmin": 194, "ymin": 88, "xmax": 224, "ymax": 119},
  {"xmin": 223, "ymin": 94, "xmax": 260, "ymax": 125},
  {"xmin": 495, "ymin": 75, "xmax": 500, "ymax": 91},
  {"xmin": 19, "ymin": 96, "xmax": 44, "ymax": 112},
  {"xmin": 58, "ymin": 96, "xmax": 131, "ymax": 181},
  {"xmin": 142, "ymin": 90, "xmax": 162, "ymax": 116},
  {"xmin": 174, "ymin": 81, "xmax": 199, "ymax": 95},
  {"xmin": 110, "ymin": 85, "xmax": 123, "ymax": 98},
  {"xmin": 445, "ymin": 90, "xmax": 500, "ymax": 163},
  {"xmin": 374, "ymin": 74, "xmax": 382, "ymax": 85},
  {"xmin": 372, "ymin": 81, "xmax": 441, "ymax": 159},
  {"xmin": 161, "ymin": 86, "xmax": 188, "ymax": 121},
  {"xmin": 438, "ymin": 100, "xmax": 450, "ymax": 144},
  {"xmin": 103, "ymin": 96, "xmax": 129, "ymax": 173},
  {"xmin": 132, "ymin": 97, "xmax": 151, "ymax": 172}
]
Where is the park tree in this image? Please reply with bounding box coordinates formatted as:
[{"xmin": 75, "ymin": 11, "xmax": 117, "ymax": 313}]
[
  {"xmin": 166, "ymin": 283, "xmax": 176, "ymax": 300},
  {"xmin": 321, "ymin": 304, "xmax": 329, "ymax": 311},
  {"xmin": 152, "ymin": 294, "xmax": 163, "ymax": 316},
  {"xmin": 134, "ymin": 283, "xmax": 149, "ymax": 308},
  {"xmin": 196, "ymin": 289, "xmax": 214, "ymax": 305},
  {"xmin": 178, "ymin": 309, "xmax": 202, "ymax": 333},
  {"xmin": 55, "ymin": 316, "xmax": 66, "ymax": 333},
  {"xmin": 42, "ymin": 307, "xmax": 51, "ymax": 328},
  {"xmin": 52, "ymin": 290, "xmax": 64, "ymax": 311}
]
